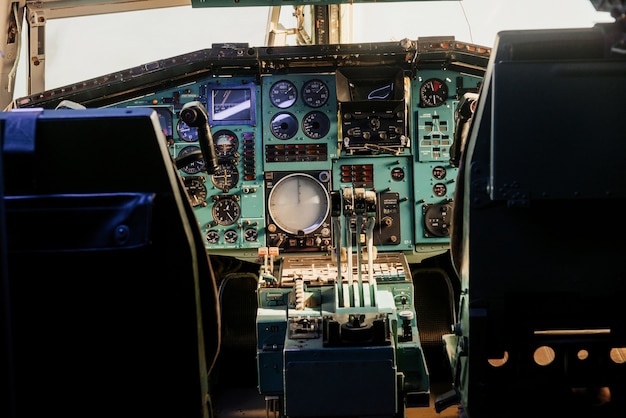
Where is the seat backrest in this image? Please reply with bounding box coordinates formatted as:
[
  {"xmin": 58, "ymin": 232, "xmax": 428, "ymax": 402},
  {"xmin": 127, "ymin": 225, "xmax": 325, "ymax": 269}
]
[
  {"xmin": 0, "ymin": 108, "xmax": 220, "ymax": 418},
  {"xmin": 449, "ymin": 26, "xmax": 626, "ymax": 416}
]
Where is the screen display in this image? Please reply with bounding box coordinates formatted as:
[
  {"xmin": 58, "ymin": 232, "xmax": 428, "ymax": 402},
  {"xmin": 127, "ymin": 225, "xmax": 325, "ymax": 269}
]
[
  {"xmin": 209, "ymin": 87, "xmax": 256, "ymax": 125},
  {"xmin": 349, "ymin": 79, "xmax": 395, "ymax": 101}
]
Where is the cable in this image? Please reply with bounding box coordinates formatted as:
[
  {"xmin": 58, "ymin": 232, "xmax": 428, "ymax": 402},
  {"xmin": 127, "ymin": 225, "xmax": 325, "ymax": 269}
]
[{"xmin": 458, "ymin": 1, "xmax": 474, "ymax": 44}]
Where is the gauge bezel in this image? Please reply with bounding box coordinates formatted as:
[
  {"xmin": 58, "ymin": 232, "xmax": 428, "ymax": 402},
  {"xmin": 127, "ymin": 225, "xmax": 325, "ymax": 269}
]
[
  {"xmin": 211, "ymin": 196, "xmax": 241, "ymax": 226},
  {"xmin": 176, "ymin": 119, "xmax": 199, "ymax": 142},
  {"xmin": 269, "ymin": 79, "xmax": 297, "ymax": 109},
  {"xmin": 177, "ymin": 145, "xmax": 205, "ymax": 174},
  {"xmin": 419, "ymin": 78, "xmax": 449, "ymax": 107},
  {"xmin": 213, "ymin": 129, "xmax": 239, "ymax": 158},
  {"xmin": 302, "ymin": 110, "xmax": 331, "ymax": 139},
  {"xmin": 270, "ymin": 112, "xmax": 299, "ymax": 140},
  {"xmin": 301, "ymin": 79, "xmax": 330, "ymax": 108},
  {"xmin": 267, "ymin": 172, "xmax": 330, "ymax": 235},
  {"xmin": 211, "ymin": 163, "xmax": 240, "ymax": 193}
]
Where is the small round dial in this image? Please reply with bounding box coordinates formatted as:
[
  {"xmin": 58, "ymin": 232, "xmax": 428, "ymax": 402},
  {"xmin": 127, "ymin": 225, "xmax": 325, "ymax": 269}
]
[
  {"xmin": 267, "ymin": 173, "xmax": 330, "ymax": 235},
  {"xmin": 433, "ymin": 183, "xmax": 447, "ymax": 197},
  {"xmin": 213, "ymin": 130, "xmax": 239, "ymax": 158},
  {"xmin": 183, "ymin": 176, "xmax": 208, "ymax": 207},
  {"xmin": 223, "ymin": 229, "xmax": 239, "ymax": 244},
  {"xmin": 211, "ymin": 164, "xmax": 240, "ymax": 193},
  {"xmin": 244, "ymin": 227, "xmax": 258, "ymax": 242},
  {"xmin": 177, "ymin": 145, "xmax": 205, "ymax": 174},
  {"xmin": 269, "ymin": 80, "xmax": 297, "ymax": 109},
  {"xmin": 270, "ymin": 112, "xmax": 298, "ymax": 140},
  {"xmin": 206, "ymin": 230, "xmax": 220, "ymax": 244},
  {"xmin": 302, "ymin": 111, "xmax": 331, "ymax": 139},
  {"xmin": 177, "ymin": 119, "xmax": 198, "ymax": 142},
  {"xmin": 420, "ymin": 78, "xmax": 448, "ymax": 107},
  {"xmin": 212, "ymin": 196, "xmax": 241, "ymax": 226},
  {"xmin": 432, "ymin": 166, "xmax": 447, "ymax": 180},
  {"xmin": 302, "ymin": 79, "xmax": 329, "ymax": 108}
]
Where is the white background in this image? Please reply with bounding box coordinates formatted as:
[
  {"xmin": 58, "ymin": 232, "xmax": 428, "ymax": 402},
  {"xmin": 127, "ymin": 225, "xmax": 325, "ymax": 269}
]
[{"xmin": 13, "ymin": 0, "xmax": 613, "ymax": 98}]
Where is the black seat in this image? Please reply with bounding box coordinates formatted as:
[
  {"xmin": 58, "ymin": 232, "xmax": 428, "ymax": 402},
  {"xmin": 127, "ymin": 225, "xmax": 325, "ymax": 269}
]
[
  {"xmin": 0, "ymin": 107, "xmax": 220, "ymax": 418},
  {"xmin": 443, "ymin": 26, "xmax": 626, "ymax": 417}
]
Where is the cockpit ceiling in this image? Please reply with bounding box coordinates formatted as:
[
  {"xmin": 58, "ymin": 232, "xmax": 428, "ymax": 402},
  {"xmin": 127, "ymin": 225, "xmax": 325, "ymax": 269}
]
[
  {"xmin": 25, "ymin": 0, "xmax": 190, "ymax": 19},
  {"xmin": 28, "ymin": 0, "xmax": 453, "ymax": 19}
]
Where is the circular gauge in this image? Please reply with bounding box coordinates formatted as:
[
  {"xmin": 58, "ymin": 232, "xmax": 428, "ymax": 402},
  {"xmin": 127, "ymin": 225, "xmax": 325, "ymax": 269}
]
[
  {"xmin": 211, "ymin": 164, "xmax": 240, "ymax": 192},
  {"xmin": 302, "ymin": 111, "xmax": 331, "ymax": 139},
  {"xmin": 183, "ymin": 176, "xmax": 208, "ymax": 207},
  {"xmin": 212, "ymin": 196, "xmax": 241, "ymax": 226},
  {"xmin": 302, "ymin": 79, "xmax": 329, "ymax": 108},
  {"xmin": 420, "ymin": 78, "xmax": 448, "ymax": 107},
  {"xmin": 269, "ymin": 80, "xmax": 297, "ymax": 109},
  {"xmin": 224, "ymin": 229, "xmax": 239, "ymax": 244},
  {"xmin": 433, "ymin": 183, "xmax": 447, "ymax": 197},
  {"xmin": 391, "ymin": 167, "xmax": 405, "ymax": 181},
  {"xmin": 177, "ymin": 119, "xmax": 198, "ymax": 142},
  {"xmin": 270, "ymin": 112, "xmax": 298, "ymax": 140},
  {"xmin": 244, "ymin": 227, "xmax": 258, "ymax": 242},
  {"xmin": 268, "ymin": 173, "xmax": 330, "ymax": 235},
  {"xmin": 432, "ymin": 166, "xmax": 447, "ymax": 180},
  {"xmin": 177, "ymin": 145, "xmax": 205, "ymax": 174},
  {"xmin": 213, "ymin": 129, "xmax": 239, "ymax": 158},
  {"xmin": 206, "ymin": 230, "xmax": 220, "ymax": 244}
]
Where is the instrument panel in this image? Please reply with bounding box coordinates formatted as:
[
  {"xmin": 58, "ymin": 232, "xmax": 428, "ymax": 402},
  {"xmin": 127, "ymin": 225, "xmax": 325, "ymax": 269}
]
[{"xmin": 14, "ymin": 39, "xmax": 489, "ymax": 262}]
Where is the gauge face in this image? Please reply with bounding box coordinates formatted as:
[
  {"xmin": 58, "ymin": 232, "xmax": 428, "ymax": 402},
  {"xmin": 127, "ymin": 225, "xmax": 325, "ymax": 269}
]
[
  {"xmin": 420, "ymin": 78, "xmax": 448, "ymax": 107},
  {"xmin": 302, "ymin": 79, "xmax": 329, "ymax": 108},
  {"xmin": 302, "ymin": 111, "xmax": 331, "ymax": 139},
  {"xmin": 212, "ymin": 196, "xmax": 241, "ymax": 226},
  {"xmin": 432, "ymin": 165, "xmax": 447, "ymax": 180},
  {"xmin": 223, "ymin": 229, "xmax": 239, "ymax": 244},
  {"xmin": 206, "ymin": 230, "xmax": 219, "ymax": 244},
  {"xmin": 268, "ymin": 173, "xmax": 330, "ymax": 234},
  {"xmin": 213, "ymin": 130, "xmax": 239, "ymax": 158},
  {"xmin": 270, "ymin": 112, "xmax": 298, "ymax": 140},
  {"xmin": 183, "ymin": 176, "xmax": 208, "ymax": 207},
  {"xmin": 433, "ymin": 183, "xmax": 447, "ymax": 197},
  {"xmin": 177, "ymin": 145, "xmax": 205, "ymax": 174},
  {"xmin": 269, "ymin": 80, "xmax": 297, "ymax": 109},
  {"xmin": 177, "ymin": 119, "xmax": 199, "ymax": 142},
  {"xmin": 244, "ymin": 227, "xmax": 258, "ymax": 242},
  {"xmin": 211, "ymin": 164, "xmax": 240, "ymax": 192}
]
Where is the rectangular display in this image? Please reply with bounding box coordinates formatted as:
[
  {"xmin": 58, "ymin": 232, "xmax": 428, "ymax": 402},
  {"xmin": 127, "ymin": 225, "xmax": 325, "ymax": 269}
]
[{"xmin": 208, "ymin": 86, "xmax": 256, "ymax": 126}]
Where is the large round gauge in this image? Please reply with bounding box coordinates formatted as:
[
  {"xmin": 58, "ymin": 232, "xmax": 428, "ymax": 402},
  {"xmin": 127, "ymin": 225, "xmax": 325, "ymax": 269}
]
[
  {"xmin": 269, "ymin": 80, "xmax": 297, "ymax": 109},
  {"xmin": 177, "ymin": 145, "xmax": 205, "ymax": 174},
  {"xmin": 177, "ymin": 119, "xmax": 198, "ymax": 142},
  {"xmin": 302, "ymin": 111, "xmax": 331, "ymax": 139},
  {"xmin": 268, "ymin": 173, "xmax": 330, "ymax": 235},
  {"xmin": 211, "ymin": 164, "xmax": 240, "ymax": 192},
  {"xmin": 183, "ymin": 176, "xmax": 208, "ymax": 207},
  {"xmin": 302, "ymin": 79, "xmax": 329, "ymax": 108},
  {"xmin": 213, "ymin": 129, "xmax": 239, "ymax": 158},
  {"xmin": 270, "ymin": 112, "xmax": 298, "ymax": 140},
  {"xmin": 420, "ymin": 78, "xmax": 448, "ymax": 107},
  {"xmin": 212, "ymin": 196, "xmax": 241, "ymax": 226}
]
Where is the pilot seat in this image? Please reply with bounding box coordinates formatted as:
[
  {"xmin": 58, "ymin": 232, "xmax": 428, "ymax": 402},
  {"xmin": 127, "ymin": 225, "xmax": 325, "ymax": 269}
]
[
  {"xmin": 0, "ymin": 107, "xmax": 220, "ymax": 418},
  {"xmin": 441, "ymin": 25, "xmax": 626, "ymax": 417}
]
